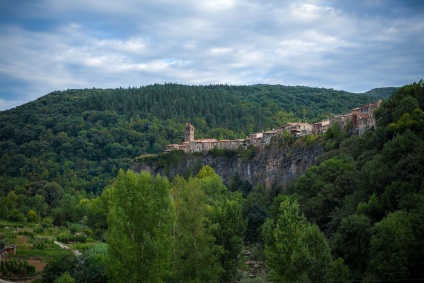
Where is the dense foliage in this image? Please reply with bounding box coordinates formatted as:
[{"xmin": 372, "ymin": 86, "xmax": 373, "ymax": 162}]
[
  {"xmin": 106, "ymin": 167, "xmax": 245, "ymax": 283},
  {"xmin": 290, "ymin": 80, "xmax": 424, "ymax": 281},
  {"xmin": 0, "ymin": 84, "xmax": 393, "ymax": 196},
  {"xmin": 2, "ymin": 81, "xmax": 417, "ymax": 282}
]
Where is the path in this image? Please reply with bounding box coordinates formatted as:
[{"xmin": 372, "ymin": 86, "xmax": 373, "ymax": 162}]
[{"xmin": 53, "ymin": 241, "xmax": 82, "ymax": 257}]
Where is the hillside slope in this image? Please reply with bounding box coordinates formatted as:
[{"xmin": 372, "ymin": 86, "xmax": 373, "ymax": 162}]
[{"xmin": 0, "ymin": 84, "xmax": 394, "ymax": 193}]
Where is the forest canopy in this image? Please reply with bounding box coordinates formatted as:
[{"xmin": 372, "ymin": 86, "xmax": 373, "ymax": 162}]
[
  {"xmin": 1, "ymin": 81, "xmax": 423, "ymax": 282},
  {"xmin": 0, "ymin": 84, "xmax": 394, "ymax": 194}
]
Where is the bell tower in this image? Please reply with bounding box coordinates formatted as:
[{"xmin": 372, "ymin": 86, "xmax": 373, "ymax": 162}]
[{"xmin": 184, "ymin": 123, "xmax": 195, "ymax": 142}]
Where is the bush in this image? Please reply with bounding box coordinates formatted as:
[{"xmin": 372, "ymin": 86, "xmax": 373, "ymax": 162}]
[
  {"xmin": 57, "ymin": 233, "xmax": 87, "ymax": 244},
  {"xmin": 54, "ymin": 271, "xmax": 75, "ymax": 283},
  {"xmin": 33, "ymin": 225, "xmax": 44, "ymax": 233},
  {"xmin": 32, "ymin": 237, "xmax": 50, "ymax": 250},
  {"xmin": 27, "ymin": 210, "xmax": 38, "ymax": 223},
  {"xmin": 42, "ymin": 253, "xmax": 78, "ymax": 283},
  {"xmin": 17, "ymin": 228, "xmax": 34, "ymax": 238},
  {"xmin": 68, "ymin": 223, "xmax": 83, "ymax": 234},
  {"xmin": 42, "ymin": 217, "xmax": 53, "ymax": 228},
  {"xmin": 8, "ymin": 209, "xmax": 26, "ymax": 223},
  {"xmin": 0, "ymin": 258, "xmax": 36, "ymax": 278}
]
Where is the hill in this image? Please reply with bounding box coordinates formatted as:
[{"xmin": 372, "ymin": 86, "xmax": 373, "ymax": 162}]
[{"xmin": 0, "ymin": 84, "xmax": 394, "ymax": 194}]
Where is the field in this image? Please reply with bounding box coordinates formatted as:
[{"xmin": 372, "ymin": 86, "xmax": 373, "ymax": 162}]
[{"xmin": 0, "ymin": 220, "xmax": 106, "ymax": 279}]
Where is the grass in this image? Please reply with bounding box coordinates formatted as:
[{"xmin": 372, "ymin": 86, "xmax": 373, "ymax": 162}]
[
  {"xmin": 17, "ymin": 245, "xmax": 69, "ymax": 257},
  {"xmin": 0, "ymin": 222, "xmax": 91, "ymax": 259}
]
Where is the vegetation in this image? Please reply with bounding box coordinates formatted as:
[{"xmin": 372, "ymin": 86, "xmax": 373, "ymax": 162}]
[
  {"xmin": 262, "ymin": 196, "xmax": 349, "ymax": 282},
  {"xmin": 2, "ymin": 81, "xmax": 422, "ymax": 282},
  {"xmin": 0, "ymin": 258, "xmax": 36, "ymax": 278},
  {"xmin": 0, "ymin": 83, "xmax": 392, "ymax": 198},
  {"xmin": 289, "ymin": 80, "xmax": 424, "ymax": 281},
  {"xmin": 105, "ymin": 167, "xmax": 245, "ymax": 282},
  {"xmin": 106, "ymin": 170, "xmax": 174, "ymax": 282}
]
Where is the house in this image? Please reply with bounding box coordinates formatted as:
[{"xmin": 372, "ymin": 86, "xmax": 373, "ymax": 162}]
[
  {"xmin": 165, "ymin": 144, "xmax": 180, "ymax": 152},
  {"xmin": 248, "ymin": 132, "xmax": 264, "ymax": 146},
  {"xmin": 163, "ymin": 100, "xmax": 382, "ymax": 154},
  {"xmin": 312, "ymin": 120, "xmax": 330, "ymax": 134},
  {"xmin": 352, "ymin": 100, "xmax": 382, "ymax": 135},
  {"xmin": 4, "ymin": 244, "xmax": 18, "ymax": 255},
  {"xmin": 263, "ymin": 130, "xmax": 278, "ymax": 144},
  {"xmin": 280, "ymin": 122, "xmax": 313, "ymax": 137},
  {"xmin": 330, "ymin": 113, "xmax": 352, "ymax": 132},
  {"xmin": 0, "ymin": 242, "xmax": 18, "ymax": 257}
]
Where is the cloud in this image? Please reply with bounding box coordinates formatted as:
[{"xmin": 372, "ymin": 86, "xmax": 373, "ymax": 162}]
[
  {"xmin": 0, "ymin": 98, "xmax": 26, "ymax": 111},
  {"xmin": 0, "ymin": 0, "xmax": 423, "ymax": 110}
]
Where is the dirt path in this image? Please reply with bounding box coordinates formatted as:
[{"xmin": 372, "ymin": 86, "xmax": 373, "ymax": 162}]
[{"xmin": 53, "ymin": 241, "xmax": 81, "ymax": 257}]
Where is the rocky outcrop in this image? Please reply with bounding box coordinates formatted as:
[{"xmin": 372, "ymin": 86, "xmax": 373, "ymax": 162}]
[{"xmin": 132, "ymin": 137, "xmax": 324, "ymax": 190}]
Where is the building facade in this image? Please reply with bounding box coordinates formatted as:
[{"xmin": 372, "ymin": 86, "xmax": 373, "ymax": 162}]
[{"xmin": 165, "ymin": 100, "xmax": 382, "ymax": 153}]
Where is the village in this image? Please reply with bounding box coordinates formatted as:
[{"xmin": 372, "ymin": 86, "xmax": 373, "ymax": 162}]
[{"xmin": 165, "ymin": 100, "xmax": 382, "ymax": 153}]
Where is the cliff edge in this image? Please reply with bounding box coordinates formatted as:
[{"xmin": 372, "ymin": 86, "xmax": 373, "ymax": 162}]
[{"xmin": 132, "ymin": 136, "xmax": 324, "ymax": 190}]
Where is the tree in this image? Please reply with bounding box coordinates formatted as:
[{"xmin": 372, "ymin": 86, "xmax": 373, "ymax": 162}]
[
  {"xmin": 171, "ymin": 176, "xmax": 223, "ymax": 282},
  {"xmin": 198, "ymin": 166, "xmax": 246, "ymax": 282},
  {"xmin": 27, "ymin": 209, "xmax": 38, "ymax": 223},
  {"xmin": 54, "ymin": 272, "xmax": 75, "ymax": 283},
  {"xmin": 107, "ymin": 170, "xmax": 175, "ymax": 283},
  {"xmin": 263, "ymin": 196, "xmax": 343, "ymax": 282},
  {"xmin": 332, "ymin": 213, "xmax": 371, "ymax": 278},
  {"xmin": 367, "ymin": 211, "xmax": 414, "ymax": 281},
  {"xmin": 42, "ymin": 253, "xmax": 79, "ymax": 283}
]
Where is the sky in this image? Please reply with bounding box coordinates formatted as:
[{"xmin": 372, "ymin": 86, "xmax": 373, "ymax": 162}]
[{"xmin": 0, "ymin": 0, "xmax": 423, "ymax": 110}]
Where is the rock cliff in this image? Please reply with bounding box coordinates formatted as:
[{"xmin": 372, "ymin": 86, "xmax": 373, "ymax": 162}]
[{"xmin": 132, "ymin": 137, "xmax": 324, "ymax": 190}]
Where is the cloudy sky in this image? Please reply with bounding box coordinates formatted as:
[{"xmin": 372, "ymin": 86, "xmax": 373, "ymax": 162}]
[{"xmin": 0, "ymin": 0, "xmax": 423, "ymax": 110}]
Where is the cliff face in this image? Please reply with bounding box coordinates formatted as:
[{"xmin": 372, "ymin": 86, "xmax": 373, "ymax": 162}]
[{"xmin": 132, "ymin": 138, "xmax": 324, "ymax": 190}]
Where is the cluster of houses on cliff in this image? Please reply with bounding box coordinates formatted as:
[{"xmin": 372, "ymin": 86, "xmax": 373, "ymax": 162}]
[{"xmin": 165, "ymin": 100, "xmax": 382, "ymax": 153}]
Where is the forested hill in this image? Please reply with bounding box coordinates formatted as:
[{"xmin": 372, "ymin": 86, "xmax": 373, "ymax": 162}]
[{"xmin": 0, "ymin": 84, "xmax": 394, "ymax": 193}]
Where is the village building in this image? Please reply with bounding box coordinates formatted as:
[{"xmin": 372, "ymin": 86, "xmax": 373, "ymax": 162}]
[
  {"xmin": 189, "ymin": 139, "xmax": 219, "ymax": 152},
  {"xmin": 351, "ymin": 100, "xmax": 382, "ymax": 135},
  {"xmin": 164, "ymin": 100, "xmax": 382, "ymax": 153},
  {"xmin": 280, "ymin": 122, "xmax": 313, "ymax": 137},
  {"xmin": 263, "ymin": 130, "xmax": 278, "ymax": 144},
  {"xmin": 0, "ymin": 241, "xmax": 18, "ymax": 258},
  {"xmin": 312, "ymin": 120, "xmax": 330, "ymax": 135},
  {"xmin": 248, "ymin": 132, "xmax": 264, "ymax": 147},
  {"xmin": 184, "ymin": 122, "xmax": 195, "ymax": 142},
  {"xmin": 330, "ymin": 113, "xmax": 352, "ymax": 132}
]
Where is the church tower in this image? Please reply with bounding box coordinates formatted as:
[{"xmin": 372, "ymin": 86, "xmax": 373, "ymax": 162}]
[{"xmin": 184, "ymin": 123, "xmax": 195, "ymax": 142}]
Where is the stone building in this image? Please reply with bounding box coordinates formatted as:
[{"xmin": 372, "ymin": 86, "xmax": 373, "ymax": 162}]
[
  {"xmin": 312, "ymin": 120, "xmax": 330, "ymax": 135},
  {"xmin": 263, "ymin": 130, "xmax": 278, "ymax": 144},
  {"xmin": 352, "ymin": 100, "xmax": 382, "ymax": 135},
  {"xmin": 164, "ymin": 99, "xmax": 382, "ymax": 153},
  {"xmin": 184, "ymin": 122, "xmax": 195, "ymax": 142},
  {"xmin": 330, "ymin": 113, "xmax": 352, "ymax": 132},
  {"xmin": 280, "ymin": 122, "xmax": 313, "ymax": 137}
]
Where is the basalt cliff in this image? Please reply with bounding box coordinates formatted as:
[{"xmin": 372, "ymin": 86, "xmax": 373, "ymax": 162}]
[{"xmin": 132, "ymin": 137, "xmax": 324, "ymax": 190}]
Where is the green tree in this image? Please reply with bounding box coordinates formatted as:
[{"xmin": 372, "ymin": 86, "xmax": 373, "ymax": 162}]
[
  {"xmin": 332, "ymin": 213, "xmax": 371, "ymax": 278},
  {"xmin": 171, "ymin": 176, "xmax": 223, "ymax": 282},
  {"xmin": 367, "ymin": 211, "xmax": 414, "ymax": 281},
  {"xmin": 27, "ymin": 209, "xmax": 38, "ymax": 223},
  {"xmin": 263, "ymin": 196, "xmax": 342, "ymax": 282},
  {"xmin": 54, "ymin": 272, "xmax": 75, "ymax": 283},
  {"xmin": 198, "ymin": 167, "xmax": 246, "ymax": 282},
  {"xmin": 42, "ymin": 253, "xmax": 79, "ymax": 283},
  {"xmin": 107, "ymin": 170, "xmax": 175, "ymax": 283}
]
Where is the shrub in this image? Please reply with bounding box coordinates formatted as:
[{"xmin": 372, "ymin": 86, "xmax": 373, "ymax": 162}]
[
  {"xmin": 8, "ymin": 209, "xmax": 26, "ymax": 223},
  {"xmin": 27, "ymin": 210, "xmax": 38, "ymax": 223},
  {"xmin": 0, "ymin": 258, "xmax": 36, "ymax": 278},
  {"xmin": 57, "ymin": 233, "xmax": 87, "ymax": 244},
  {"xmin": 42, "ymin": 217, "xmax": 53, "ymax": 228}
]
